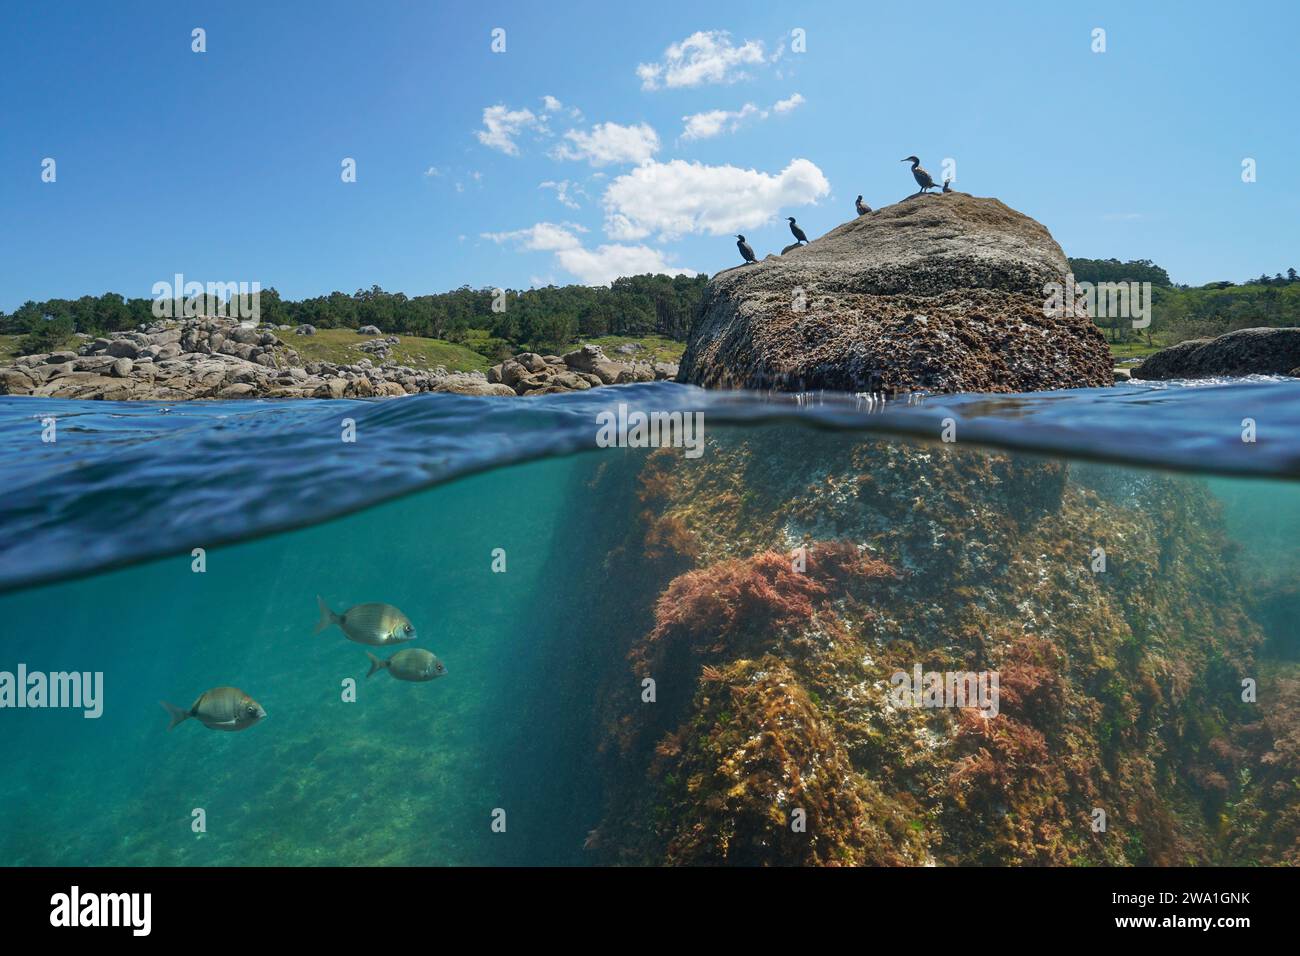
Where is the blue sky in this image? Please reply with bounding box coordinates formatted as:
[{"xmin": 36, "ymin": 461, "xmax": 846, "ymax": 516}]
[{"xmin": 1, "ymin": 0, "xmax": 1296, "ymax": 310}]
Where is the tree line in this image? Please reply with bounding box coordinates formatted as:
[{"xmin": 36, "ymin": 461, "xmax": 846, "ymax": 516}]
[
  {"xmin": 0, "ymin": 274, "xmax": 710, "ymax": 357},
  {"xmin": 5, "ymin": 261, "xmax": 1299, "ymax": 356},
  {"xmin": 1067, "ymin": 259, "xmax": 1300, "ymax": 345}
]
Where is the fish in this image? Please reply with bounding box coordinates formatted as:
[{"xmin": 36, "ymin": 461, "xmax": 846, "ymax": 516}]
[
  {"xmin": 315, "ymin": 596, "xmax": 416, "ymax": 646},
  {"xmin": 160, "ymin": 687, "xmax": 266, "ymax": 732},
  {"xmin": 365, "ymin": 649, "xmax": 447, "ymax": 683}
]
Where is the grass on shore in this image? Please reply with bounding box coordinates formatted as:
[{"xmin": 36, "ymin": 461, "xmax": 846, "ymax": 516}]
[
  {"xmin": 1109, "ymin": 341, "xmax": 1164, "ymax": 362},
  {"xmin": 582, "ymin": 335, "xmax": 685, "ymax": 365},
  {"xmin": 277, "ymin": 328, "xmax": 491, "ymax": 373}
]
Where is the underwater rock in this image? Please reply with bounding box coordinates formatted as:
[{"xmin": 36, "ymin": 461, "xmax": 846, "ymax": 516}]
[
  {"xmin": 1133, "ymin": 327, "xmax": 1300, "ymax": 380},
  {"xmin": 677, "ymin": 192, "xmax": 1113, "ymax": 394},
  {"xmin": 583, "ymin": 430, "xmax": 1264, "ymax": 866}
]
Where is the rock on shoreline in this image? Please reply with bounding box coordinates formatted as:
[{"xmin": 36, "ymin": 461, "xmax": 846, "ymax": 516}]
[
  {"xmin": 677, "ymin": 192, "xmax": 1114, "ymax": 394},
  {"xmin": 1132, "ymin": 327, "xmax": 1300, "ymax": 380},
  {"xmin": 0, "ymin": 318, "xmax": 677, "ymax": 401}
]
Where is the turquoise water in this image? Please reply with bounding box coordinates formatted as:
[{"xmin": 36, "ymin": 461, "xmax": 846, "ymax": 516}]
[
  {"xmin": 2, "ymin": 379, "xmax": 1299, "ymax": 866},
  {"xmin": 0, "ymin": 456, "xmax": 603, "ymax": 865}
]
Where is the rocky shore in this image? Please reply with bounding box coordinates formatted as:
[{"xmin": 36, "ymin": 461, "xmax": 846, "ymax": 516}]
[
  {"xmin": 0, "ymin": 318, "xmax": 676, "ymax": 400},
  {"xmin": 1133, "ymin": 327, "xmax": 1300, "ymax": 380}
]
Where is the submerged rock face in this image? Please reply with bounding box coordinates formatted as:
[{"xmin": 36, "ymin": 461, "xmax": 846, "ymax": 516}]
[
  {"xmin": 1133, "ymin": 327, "xmax": 1300, "ymax": 380},
  {"xmin": 579, "ymin": 430, "xmax": 1271, "ymax": 866},
  {"xmin": 677, "ymin": 193, "xmax": 1114, "ymax": 394}
]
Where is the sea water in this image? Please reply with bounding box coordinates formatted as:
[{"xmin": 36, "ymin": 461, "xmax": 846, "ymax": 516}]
[{"xmin": 0, "ymin": 379, "xmax": 1297, "ymax": 866}]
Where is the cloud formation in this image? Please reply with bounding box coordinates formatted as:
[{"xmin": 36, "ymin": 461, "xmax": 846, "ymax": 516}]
[
  {"xmin": 539, "ymin": 179, "xmax": 585, "ymax": 209},
  {"xmin": 552, "ymin": 122, "xmax": 661, "ymax": 166},
  {"xmin": 482, "ymin": 221, "xmax": 695, "ymax": 285},
  {"xmin": 476, "ymin": 105, "xmax": 543, "ymax": 156},
  {"xmin": 679, "ymin": 94, "xmax": 805, "ymax": 141},
  {"xmin": 601, "ymin": 158, "xmax": 831, "ymax": 239},
  {"xmin": 680, "ymin": 104, "xmax": 761, "ymax": 142},
  {"xmin": 637, "ymin": 31, "xmax": 768, "ymax": 90},
  {"xmin": 772, "ymin": 93, "xmax": 805, "ymax": 113}
]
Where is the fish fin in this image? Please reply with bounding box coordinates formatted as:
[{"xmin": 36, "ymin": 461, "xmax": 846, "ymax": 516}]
[
  {"xmin": 366, "ymin": 652, "xmax": 387, "ymax": 679},
  {"xmin": 314, "ymin": 595, "xmax": 339, "ymax": 635},
  {"xmin": 160, "ymin": 700, "xmax": 190, "ymax": 731}
]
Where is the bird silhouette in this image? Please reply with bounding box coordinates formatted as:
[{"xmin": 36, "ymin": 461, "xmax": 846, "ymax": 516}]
[
  {"xmin": 787, "ymin": 217, "xmax": 809, "ymax": 244},
  {"xmin": 736, "ymin": 235, "xmax": 757, "ymax": 264},
  {"xmin": 942, "ymin": 177, "xmax": 952, "ymax": 193},
  {"xmin": 855, "ymin": 195, "xmax": 871, "ymax": 215},
  {"xmin": 901, "ymin": 156, "xmax": 938, "ymax": 195}
]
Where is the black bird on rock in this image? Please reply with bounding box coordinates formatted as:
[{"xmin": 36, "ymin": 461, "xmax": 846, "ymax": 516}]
[
  {"xmin": 787, "ymin": 217, "xmax": 809, "ymax": 244},
  {"xmin": 901, "ymin": 155, "xmax": 939, "ymax": 195},
  {"xmin": 736, "ymin": 235, "xmax": 756, "ymax": 264},
  {"xmin": 855, "ymin": 195, "xmax": 871, "ymax": 215},
  {"xmin": 942, "ymin": 177, "xmax": 952, "ymax": 193}
]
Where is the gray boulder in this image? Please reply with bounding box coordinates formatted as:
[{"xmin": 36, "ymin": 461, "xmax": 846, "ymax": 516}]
[{"xmin": 1132, "ymin": 328, "xmax": 1300, "ymax": 380}]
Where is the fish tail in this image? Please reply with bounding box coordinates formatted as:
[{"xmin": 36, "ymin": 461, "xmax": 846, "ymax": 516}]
[
  {"xmin": 314, "ymin": 595, "xmax": 340, "ymax": 635},
  {"xmin": 160, "ymin": 700, "xmax": 190, "ymax": 731},
  {"xmin": 365, "ymin": 652, "xmax": 388, "ymax": 679}
]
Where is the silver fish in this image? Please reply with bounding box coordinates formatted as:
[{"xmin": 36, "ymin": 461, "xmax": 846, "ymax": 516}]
[
  {"xmin": 366, "ymin": 649, "xmax": 447, "ymax": 683},
  {"xmin": 161, "ymin": 686, "xmax": 266, "ymax": 732},
  {"xmin": 315, "ymin": 596, "xmax": 416, "ymax": 646}
]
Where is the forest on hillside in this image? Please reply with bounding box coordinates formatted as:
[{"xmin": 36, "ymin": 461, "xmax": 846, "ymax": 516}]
[{"xmin": 1068, "ymin": 258, "xmax": 1300, "ymax": 345}]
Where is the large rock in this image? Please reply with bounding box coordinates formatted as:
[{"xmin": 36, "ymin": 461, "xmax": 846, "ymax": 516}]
[
  {"xmin": 1132, "ymin": 327, "xmax": 1300, "ymax": 380},
  {"xmin": 677, "ymin": 192, "xmax": 1113, "ymax": 394}
]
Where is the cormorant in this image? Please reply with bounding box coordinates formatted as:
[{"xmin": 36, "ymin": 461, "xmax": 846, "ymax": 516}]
[
  {"xmin": 787, "ymin": 217, "xmax": 809, "ymax": 244},
  {"xmin": 900, "ymin": 156, "xmax": 938, "ymax": 195},
  {"xmin": 855, "ymin": 195, "xmax": 871, "ymax": 216},
  {"xmin": 736, "ymin": 235, "xmax": 756, "ymax": 264},
  {"xmin": 942, "ymin": 177, "xmax": 952, "ymax": 193}
]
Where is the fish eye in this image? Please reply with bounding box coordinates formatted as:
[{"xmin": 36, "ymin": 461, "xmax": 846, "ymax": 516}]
[
  {"xmin": 436, "ymin": 663, "xmax": 444, "ymax": 673},
  {"xmin": 403, "ymin": 624, "xmax": 413, "ymax": 634}
]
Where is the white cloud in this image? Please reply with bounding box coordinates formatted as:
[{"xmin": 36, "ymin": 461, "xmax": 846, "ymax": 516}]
[
  {"xmin": 601, "ymin": 158, "xmax": 831, "ymax": 239},
  {"xmin": 423, "ymin": 166, "xmax": 444, "ymax": 177},
  {"xmin": 481, "ymin": 221, "xmax": 587, "ymax": 252},
  {"xmin": 637, "ymin": 31, "xmax": 768, "ymax": 90},
  {"xmin": 679, "ymin": 95, "xmax": 803, "ymax": 142},
  {"xmin": 541, "ymin": 95, "xmax": 563, "ymax": 113},
  {"xmin": 772, "ymin": 93, "xmax": 805, "ymax": 113},
  {"xmin": 481, "ymin": 221, "xmax": 694, "ymax": 285},
  {"xmin": 539, "ymin": 179, "xmax": 585, "ymax": 209},
  {"xmin": 552, "ymin": 121, "xmax": 660, "ymax": 166},
  {"xmin": 604, "ymin": 213, "xmax": 651, "ymax": 241},
  {"xmin": 476, "ymin": 105, "xmax": 543, "ymax": 156},
  {"xmin": 556, "ymin": 243, "xmax": 694, "ymax": 285},
  {"xmin": 681, "ymin": 103, "xmax": 763, "ymax": 141}
]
